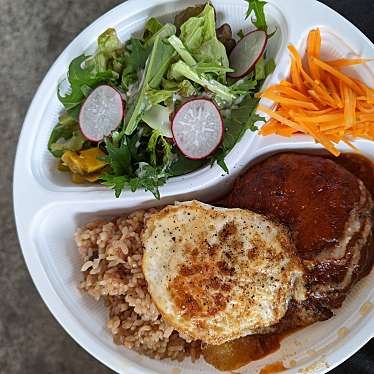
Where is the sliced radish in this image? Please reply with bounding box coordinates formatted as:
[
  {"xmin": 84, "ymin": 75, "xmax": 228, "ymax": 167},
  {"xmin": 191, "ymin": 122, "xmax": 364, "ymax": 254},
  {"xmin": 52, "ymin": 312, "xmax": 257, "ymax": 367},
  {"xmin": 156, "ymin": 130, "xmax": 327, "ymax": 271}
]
[
  {"xmin": 172, "ymin": 98, "xmax": 223, "ymax": 160},
  {"xmin": 228, "ymin": 30, "xmax": 268, "ymax": 79},
  {"xmin": 79, "ymin": 85, "xmax": 124, "ymax": 142}
]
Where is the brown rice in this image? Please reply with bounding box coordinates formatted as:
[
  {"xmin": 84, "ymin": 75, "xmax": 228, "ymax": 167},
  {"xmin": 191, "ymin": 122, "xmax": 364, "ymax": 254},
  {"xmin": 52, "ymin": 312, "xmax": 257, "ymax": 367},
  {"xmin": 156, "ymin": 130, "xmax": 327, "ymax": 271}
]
[{"xmin": 75, "ymin": 209, "xmax": 201, "ymax": 361}]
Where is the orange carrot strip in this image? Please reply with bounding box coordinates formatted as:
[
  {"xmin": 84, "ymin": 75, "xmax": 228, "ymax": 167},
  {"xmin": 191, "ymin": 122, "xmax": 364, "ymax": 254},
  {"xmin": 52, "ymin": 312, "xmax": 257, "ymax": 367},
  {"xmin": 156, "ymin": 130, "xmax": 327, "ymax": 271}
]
[
  {"xmin": 327, "ymin": 58, "xmax": 374, "ymax": 68},
  {"xmin": 294, "ymin": 113, "xmax": 345, "ymax": 123},
  {"xmin": 308, "ymin": 29, "xmax": 321, "ymax": 80},
  {"xmin": 301, "ymin": 108, "xmax": 336, "ymax": 115},
  {"xmin": 325, "ymin": 76, "xmax": 343, "ymax": 108},
  {"xmin": 307, "ymin": 89, "xmax": 326, "ymax": 106},
  {"xmin": 276, "ymin": 126, "xmax": 299, "ymax": 137},
  {"xmin": 357, "ymin": 101, "xmax": 374, "ymax": 113},
  {"xmin": 358, "ymin": 113, "xmax": 374, "ymax": 121},
  {"xmin": 280, "ymin": 80, "xmax": 293, "ymax": 87},
  {"xmin": 260, "ymin": 92, "xmax": 319, "ymax": 110},
  {"xmin": 311, "ymin": 57, "xmax": 364, "ymax": 95},
  {"xmin": 290, "ymin": 60, "xmax": 306, "ymax": 94},
  {"xmin": 257, "ymin": 105, "xmax": 306, "ymax": 132},
  {"xmin": 288, "ymin": 45, "xmax": 314, "ymax": 85},
  {"xmin": 312, "ymin": 81, "xmax": 338, "ymax": 108},
  {"xmin": 259, "ymin": 120, "xmax": 278, "ymax": 135},
  {"xmin": 299, "ymin": 120, "xmax": 341, "ymax": 156},
  {"xmin": 278, "ymin": 86, "xmax": 310, "ymax": 101}
]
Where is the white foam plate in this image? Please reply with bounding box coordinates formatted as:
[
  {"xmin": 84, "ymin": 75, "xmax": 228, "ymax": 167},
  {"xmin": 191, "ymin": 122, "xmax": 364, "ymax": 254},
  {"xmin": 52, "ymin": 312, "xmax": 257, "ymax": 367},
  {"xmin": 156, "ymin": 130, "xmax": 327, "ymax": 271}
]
[{"xmin": 13, "ymin": 0, "xmax": 374, "ymax": 373}]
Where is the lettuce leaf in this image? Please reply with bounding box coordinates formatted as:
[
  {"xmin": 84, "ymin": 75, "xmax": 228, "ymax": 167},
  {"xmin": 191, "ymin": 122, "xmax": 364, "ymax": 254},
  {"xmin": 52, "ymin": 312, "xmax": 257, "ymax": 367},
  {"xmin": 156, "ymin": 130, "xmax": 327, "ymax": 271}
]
[
  {"xmin": 48, "ymin": 113, "xmax": 87, "ymax": 157},
  {"xmin": 143, "ymin": 18, "xmax": 164, "ymax": 42},
  {"xmin": 83, "ymin": 29, "xmax": 123, "ymax": 73},
  {"xmin": 174, "ymin": 4, "xmax": 206, "ymax": 32},
  {"xmin": 123, "ymin": 36, "xmax": 176, "ymax": 135},
  {"xmin": 144, "ymin": 23, "xmax": 176, "ymax": 48},
  {"xmin": 168, "ymin": 60, "xmax": 236, "ymax": 103},
  {"xmin": 179, "ymin": 4, "xmax": 229, "ymax": 68},
  {"xmin": 142, "ymin": 104, "xmax": 172, "ymax": 138}
]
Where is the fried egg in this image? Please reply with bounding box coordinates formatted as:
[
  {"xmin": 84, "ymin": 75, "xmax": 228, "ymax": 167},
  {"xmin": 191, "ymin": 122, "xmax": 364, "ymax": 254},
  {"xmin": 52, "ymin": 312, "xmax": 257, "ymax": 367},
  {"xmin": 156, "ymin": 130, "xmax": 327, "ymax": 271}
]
[{"xmin": 142, "ymin": 201, "xmax": 306, "ymax": 345}]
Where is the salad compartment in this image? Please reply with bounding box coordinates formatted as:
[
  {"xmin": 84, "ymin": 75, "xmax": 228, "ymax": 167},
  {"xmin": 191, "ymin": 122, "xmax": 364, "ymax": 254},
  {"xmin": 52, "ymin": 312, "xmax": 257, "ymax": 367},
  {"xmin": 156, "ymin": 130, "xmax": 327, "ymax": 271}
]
[{"xmin": 29, "ymin": 0, "xmax": 289, "ymax": 194}]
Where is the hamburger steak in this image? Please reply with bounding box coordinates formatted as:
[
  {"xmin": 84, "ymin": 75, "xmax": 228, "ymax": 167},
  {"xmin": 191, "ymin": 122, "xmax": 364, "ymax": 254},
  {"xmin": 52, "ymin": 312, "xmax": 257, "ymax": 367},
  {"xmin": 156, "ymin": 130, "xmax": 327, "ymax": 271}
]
[{"xmin": 222, "ymin": 153, "xmax": 374, "ymax": 331}]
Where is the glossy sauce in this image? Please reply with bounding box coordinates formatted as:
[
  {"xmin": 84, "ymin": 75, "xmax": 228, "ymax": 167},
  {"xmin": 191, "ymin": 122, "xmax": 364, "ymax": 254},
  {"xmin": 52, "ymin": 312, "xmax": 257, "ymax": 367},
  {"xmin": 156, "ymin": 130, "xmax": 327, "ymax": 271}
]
[
  {"xmin": 202, "ymin": 334, "xmax": 281, "ymax": 371},
  {"xmin": 204, "ymin": 153, "xmax": 374, "ymax": 372},
  {"xmin": 259, "ymin": 361, "xmax": 287, "ymax": 374},
  {"xmin": 328, "ymin": 153, "xmax": 374, "ymax": 196}
]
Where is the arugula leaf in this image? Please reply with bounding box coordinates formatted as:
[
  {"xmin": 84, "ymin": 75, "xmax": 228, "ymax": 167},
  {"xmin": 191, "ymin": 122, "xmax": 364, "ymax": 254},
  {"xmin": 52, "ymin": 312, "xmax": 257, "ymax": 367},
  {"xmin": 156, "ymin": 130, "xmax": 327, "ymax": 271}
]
[
  {"xmin": 121, "ymin": 39, "xmax": 150, "ymax": 89},
  {"xmin": 48, "ymin": 112, "xmax": 87, "ymax": 157},
  {"xmin": 255, "ymin": 56, "xmax": 266, "ymax": 80},
  {"xmin": 229, "ymin": 75, "xmax": 258, "ymax": 95},
  {"xmin": 147, "ymin": 130, "xmax": 173, "ymax": 166},
  {"xmin": 167, "ymin": 152, "xmax": 205, "ymax": 176},
  {"xmin": 100, "ymin": 137, "xmax": 132, "ymax": 175},
  {"xmin": 124, "ymin": 36, "xmax": 175, "ymax": 135},
  {"xmin": 237, "ymin": 29, "xmax": 245, "ymax": 39},
  {"xmin": 57, "ymin": 55, "xmax": 114, "ymax": 115},
  {"xmin": 265, "ymin": 58, "xmax": 276, "ymax": 76},
  {"xmin": 245, "ymin": 0, "xmax": 268, "ymax": 32},
  {"xmin": 127, "ymin": 125, "xmax": 148, "ymax": 162},
  {"xmin": 100, "ymin": 174, "xmax": 129, "ymax": 198},
  {"xmin": 211, "ymin": 96, "xmax": 264, "ymax": 171},
  {"xmin": 135, "ymin": 162, "xmax": 168, "ymax": 199}
]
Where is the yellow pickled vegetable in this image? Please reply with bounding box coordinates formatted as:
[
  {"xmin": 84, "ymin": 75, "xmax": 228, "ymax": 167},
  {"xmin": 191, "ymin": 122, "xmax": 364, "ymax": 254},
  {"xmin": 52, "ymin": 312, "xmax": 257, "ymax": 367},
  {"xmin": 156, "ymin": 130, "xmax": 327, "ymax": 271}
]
[
  {"xmin": 61, "ymin": 150, "xmax": 85, "ymax": 174},
  {"xmin": 79, "ymin": 148, "xmax": 107, "ymax": 173},
  {"xmin": 61, "ymin": 148, "xmax": 107, "ymax": 175}
]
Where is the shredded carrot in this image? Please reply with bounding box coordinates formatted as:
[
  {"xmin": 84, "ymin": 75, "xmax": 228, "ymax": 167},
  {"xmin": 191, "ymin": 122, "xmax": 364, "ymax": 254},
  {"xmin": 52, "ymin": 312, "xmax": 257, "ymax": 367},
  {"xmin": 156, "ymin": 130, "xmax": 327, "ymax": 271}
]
[
  {"xmin": 257, "ymin": 27, "xmax": 374, "ymax": 156},
  {"xmin": 307, "ymin": 29, "xmax": 321, "ymax": 80},
  {"xmin": 260, "ymin": 92, "xmax": 319, "ymax": 110},
  {"xmin": 327, "ymin": 58, "xmax": 374, "ymax": 68},
  {"xmin": 311, "ymin": 57, "xmax": 364, "ymax": 95}
]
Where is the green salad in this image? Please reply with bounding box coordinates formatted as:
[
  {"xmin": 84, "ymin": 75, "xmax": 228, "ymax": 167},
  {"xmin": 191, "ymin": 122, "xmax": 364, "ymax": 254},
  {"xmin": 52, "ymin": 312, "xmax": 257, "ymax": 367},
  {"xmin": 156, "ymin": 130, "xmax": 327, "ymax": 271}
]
[{"xmin": 48, "ymin": 0, "xmax": 275, "ymax": 198}]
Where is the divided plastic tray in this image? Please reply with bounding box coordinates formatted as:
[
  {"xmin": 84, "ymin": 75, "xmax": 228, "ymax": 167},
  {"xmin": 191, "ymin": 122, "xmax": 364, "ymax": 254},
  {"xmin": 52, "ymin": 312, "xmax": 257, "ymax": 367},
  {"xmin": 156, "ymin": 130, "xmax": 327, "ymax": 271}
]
[{"xmin": 13, "ymin": 0, "xmax": 374, "ymax": 373}]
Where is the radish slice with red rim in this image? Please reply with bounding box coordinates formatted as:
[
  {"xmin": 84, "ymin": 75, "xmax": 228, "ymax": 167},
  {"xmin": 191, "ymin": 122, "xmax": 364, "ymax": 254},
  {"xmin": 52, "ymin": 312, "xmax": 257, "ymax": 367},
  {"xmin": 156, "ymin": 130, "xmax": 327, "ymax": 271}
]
[
  {"xmin": 79, "ymin": 84, "xmax": 124, "ymax": 142},
  {"xmin": 172, "ymin": 98, "xmax": 224, "ymax": 160},
  {"xmin": 228, "ymin": 30, "xmax": 268, "ymax": 79}
]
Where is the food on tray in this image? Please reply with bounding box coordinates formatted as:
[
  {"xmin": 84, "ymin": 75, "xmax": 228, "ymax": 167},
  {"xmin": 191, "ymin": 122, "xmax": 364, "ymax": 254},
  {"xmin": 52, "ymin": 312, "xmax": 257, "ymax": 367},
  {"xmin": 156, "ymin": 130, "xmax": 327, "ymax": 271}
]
[
  {"xmin": 221, "ymin": 153, "xmax": 374, "ymax": 328},
  {"xmin": 258, "ymin": 28, "xmax": 374, "ymax": 156},
  {"xmin": 48, "ymin": 0, "xmax": 276, "ymax": 198},
  {"xmin": 142, "ymin": 201, "xmax": 306, "ymax": 345},
  {"xmin": 75, "ymin": 152, "xmax": 373, "ymax": 371}
]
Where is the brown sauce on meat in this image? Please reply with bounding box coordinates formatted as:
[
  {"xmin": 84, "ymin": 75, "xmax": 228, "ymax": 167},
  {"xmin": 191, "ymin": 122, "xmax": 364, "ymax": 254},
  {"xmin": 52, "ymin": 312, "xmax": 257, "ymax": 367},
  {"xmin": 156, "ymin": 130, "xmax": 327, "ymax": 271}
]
[
  {"xmin": 327, "ymin": 153, "xmax": 374, "ymax": 196},
  {"xmin": 205, "ymin": 153, "xmax": 374, "ymax": 372}
]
